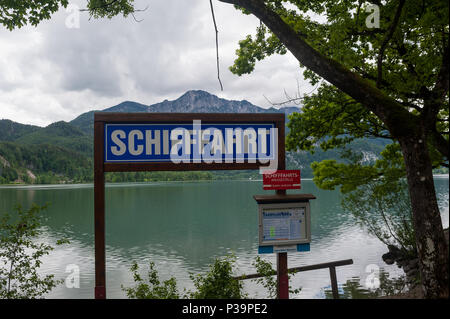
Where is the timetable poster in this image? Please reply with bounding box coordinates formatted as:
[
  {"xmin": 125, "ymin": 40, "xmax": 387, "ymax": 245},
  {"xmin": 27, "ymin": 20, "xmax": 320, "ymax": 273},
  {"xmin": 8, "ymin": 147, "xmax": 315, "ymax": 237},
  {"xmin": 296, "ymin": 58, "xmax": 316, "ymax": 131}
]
[{"xmin": 262, "ymin": 208, "xmax": 306, "ymax": 242}]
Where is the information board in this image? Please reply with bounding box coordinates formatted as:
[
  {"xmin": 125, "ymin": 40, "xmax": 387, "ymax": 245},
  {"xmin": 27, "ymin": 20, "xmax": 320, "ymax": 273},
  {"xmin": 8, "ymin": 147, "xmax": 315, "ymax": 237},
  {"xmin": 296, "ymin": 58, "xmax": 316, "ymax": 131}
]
[
  {"xmin": 258, "ymin": 202, "xmax": 311, "ymax": 247},
  {"xmin": 262, "ymin": 208, "xmax": 305, "ymax": 242}
]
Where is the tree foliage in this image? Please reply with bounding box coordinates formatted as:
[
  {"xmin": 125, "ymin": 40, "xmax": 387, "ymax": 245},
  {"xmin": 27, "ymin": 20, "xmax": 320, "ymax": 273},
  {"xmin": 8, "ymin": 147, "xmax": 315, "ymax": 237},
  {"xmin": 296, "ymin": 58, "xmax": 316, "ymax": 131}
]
[
  {"xmin": 0, "ymin": 142, "xmax": 93, "ymax": 184},
  {"xmin": 0, "ymin": 0, "xmax": 138, "ymax": 30},
  {"xmin": 312, "ymin": 144, "xmax": 417, "ymax": 272},
  {"xmin": 311, "ymin": 143, "xmax": 405, "ymax": 193},
  {"xmin": 252, "ymin": 256, "xmax": 277, "ymax": 298},
  {"xmin": 187, "ymin": 254, "xmax": 245, "ymax": 299},
  {"xmin": 0, "ymin": 204, "xmax": 68, "ymax": 298},
  {"xmin": 342, "ymin": 178, "xmax": 416, "ymax": 258},
  {"xmin": 123, "ymin": 255, "xmax": 304, "ymax": 299},
  {"xmin": 123, "ymin": 254, "xmax": 246, "ymax": 299},
  {"xmin": 252, "ymin": 255, "xmax": 301, "ymax": 298},
  {"xmin": 84, "ymin": 0, "xmax": 135, "ymax": 20},
  {"xmin": 121, "ymin": 261, "xmax": 180, "ymax": 299},
  {"xmin": 0, "ymin": 0, "xmax": 68, "ymax": 30}
]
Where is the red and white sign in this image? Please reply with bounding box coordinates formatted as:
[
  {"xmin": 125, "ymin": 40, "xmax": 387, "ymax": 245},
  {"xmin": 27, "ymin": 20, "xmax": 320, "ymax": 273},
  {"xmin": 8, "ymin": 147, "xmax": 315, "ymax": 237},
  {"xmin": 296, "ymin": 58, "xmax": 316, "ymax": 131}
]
[{"xmin": 263, "ymin": 170, "xmax": 301, "ymax": 190}]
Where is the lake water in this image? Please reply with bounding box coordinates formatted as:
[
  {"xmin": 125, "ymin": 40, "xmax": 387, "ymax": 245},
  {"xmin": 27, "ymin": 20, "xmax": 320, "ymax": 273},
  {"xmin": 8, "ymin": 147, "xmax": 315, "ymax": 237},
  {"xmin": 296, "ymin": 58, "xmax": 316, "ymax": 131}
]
[{"xmin": 0, "ymin": 177, "xmax": 448, "ymax": 299}]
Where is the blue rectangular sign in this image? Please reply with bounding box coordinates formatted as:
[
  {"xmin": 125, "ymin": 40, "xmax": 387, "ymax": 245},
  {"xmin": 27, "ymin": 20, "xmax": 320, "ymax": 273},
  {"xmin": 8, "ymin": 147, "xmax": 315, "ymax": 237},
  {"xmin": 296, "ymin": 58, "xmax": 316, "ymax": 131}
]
[
  {"xmin": 104, "ymin": 123, "xmax": 276, "ymax": 163},
  {"xmin": 258, "ymin": 243, "xmax": 310, "ymax": 254}
]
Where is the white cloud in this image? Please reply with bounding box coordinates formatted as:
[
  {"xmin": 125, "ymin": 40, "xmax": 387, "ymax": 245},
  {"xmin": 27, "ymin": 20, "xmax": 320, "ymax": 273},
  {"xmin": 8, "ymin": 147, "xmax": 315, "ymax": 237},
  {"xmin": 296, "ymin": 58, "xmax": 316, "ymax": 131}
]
[{"xmin": 0, "ymin": 0, "xmax": 311, "ymax": 127}]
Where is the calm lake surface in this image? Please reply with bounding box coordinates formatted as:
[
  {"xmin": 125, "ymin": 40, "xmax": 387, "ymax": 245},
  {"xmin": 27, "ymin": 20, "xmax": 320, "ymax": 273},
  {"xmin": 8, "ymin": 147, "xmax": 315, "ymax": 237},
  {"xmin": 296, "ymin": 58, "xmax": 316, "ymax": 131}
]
[{"xmin": 0, "ymin": 177, "xmax": 448, "ymax": 299}]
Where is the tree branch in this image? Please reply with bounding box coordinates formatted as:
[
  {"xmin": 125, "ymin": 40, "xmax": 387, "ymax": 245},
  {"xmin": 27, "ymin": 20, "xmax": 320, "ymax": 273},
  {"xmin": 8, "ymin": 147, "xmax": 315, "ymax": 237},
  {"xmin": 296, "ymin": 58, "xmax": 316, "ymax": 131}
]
[
  {"xmin": 209, "ymin": 0, "xmax": 223, "ymax": 91},
  {"xmin": 263, "ymin": 80, "xmax": 321, "ymax": 106},
  {"xmin": 376, "ymin": 0, "xmax": 406, "ymax": 88},
  {"xmin": 264, "ymin": 95, "xmax": 303, "ymax": 106}
]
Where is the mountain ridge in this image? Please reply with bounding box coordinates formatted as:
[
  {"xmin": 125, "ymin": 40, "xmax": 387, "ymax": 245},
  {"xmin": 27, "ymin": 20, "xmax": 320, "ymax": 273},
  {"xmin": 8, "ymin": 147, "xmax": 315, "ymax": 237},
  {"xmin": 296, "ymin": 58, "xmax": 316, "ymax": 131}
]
[{"xmin": 69, "ymin": 90, "xmax": 299, "ymax": 135}]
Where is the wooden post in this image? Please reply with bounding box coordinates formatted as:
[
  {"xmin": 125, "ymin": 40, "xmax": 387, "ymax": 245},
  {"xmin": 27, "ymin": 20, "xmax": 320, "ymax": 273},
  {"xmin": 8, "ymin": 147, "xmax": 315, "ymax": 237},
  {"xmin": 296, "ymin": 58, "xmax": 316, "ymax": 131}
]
[
  {"xmin": 329, "ymin": 266, "xmax": 339, "ymax": 299},
  {"xmin": 275, "ymin": 188, "xmax": 289, "ymax": 300},
  {"xmin": 275, "ymin": 122, "xmax": 288, "ymax": 299},
  {"xmin": 94, "ymin": 119, "xmax": 106, "ymax": 299}
]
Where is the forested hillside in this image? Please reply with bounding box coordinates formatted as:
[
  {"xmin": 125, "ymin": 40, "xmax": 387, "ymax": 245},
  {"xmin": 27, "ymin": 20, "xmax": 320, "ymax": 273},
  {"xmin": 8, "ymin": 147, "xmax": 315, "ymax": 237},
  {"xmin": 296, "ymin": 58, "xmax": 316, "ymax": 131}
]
[{"xmin": 0, "ymin": 90, "xmax": 394, "ymax": 184}]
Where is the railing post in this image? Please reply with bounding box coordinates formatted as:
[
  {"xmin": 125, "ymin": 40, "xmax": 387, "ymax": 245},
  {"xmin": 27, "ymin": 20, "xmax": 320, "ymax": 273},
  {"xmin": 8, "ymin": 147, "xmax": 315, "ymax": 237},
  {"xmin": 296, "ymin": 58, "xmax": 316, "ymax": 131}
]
[
  {"xmin": 329, "ymin": 266, "xmax": 339, "ymax": 299},
  {"xmin": 233, "ymin": 258, "xmax": 353, "ymax": 299}
]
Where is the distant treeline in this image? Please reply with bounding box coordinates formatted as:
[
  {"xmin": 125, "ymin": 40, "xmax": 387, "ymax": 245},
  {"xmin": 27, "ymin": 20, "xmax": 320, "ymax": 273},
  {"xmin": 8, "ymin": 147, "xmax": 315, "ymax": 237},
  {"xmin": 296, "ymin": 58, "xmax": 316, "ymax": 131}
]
[
  {"xmin": 0, "ymin": 142, "xmax": 92, "ymax": 184},
  {"xmin": 2, "ymin": 139, "xmax": 447, "ymax": 185},
  {"xmin": 104, "ymin": 171, "xmax": 214, "ymax": 183},
  {"xmin": 2, "ymin": 118, "xmax": 447, "ymax": 185}
]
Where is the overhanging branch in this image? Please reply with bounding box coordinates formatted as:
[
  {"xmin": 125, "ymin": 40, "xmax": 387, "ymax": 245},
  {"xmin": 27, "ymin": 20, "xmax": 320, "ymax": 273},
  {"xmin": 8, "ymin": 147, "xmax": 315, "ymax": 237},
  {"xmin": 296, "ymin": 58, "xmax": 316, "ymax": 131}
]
[{"xmin": 209, "ymin": 0, "xmax": 224, "ymax": 91}]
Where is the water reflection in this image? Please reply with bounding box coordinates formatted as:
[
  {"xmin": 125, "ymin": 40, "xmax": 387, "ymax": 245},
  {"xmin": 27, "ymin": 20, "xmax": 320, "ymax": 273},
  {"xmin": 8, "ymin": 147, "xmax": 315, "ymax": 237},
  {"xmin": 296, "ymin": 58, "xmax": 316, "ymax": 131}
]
[{"xmin": 0, "ymin": 177, "xmax": 448, "ymax": 299}]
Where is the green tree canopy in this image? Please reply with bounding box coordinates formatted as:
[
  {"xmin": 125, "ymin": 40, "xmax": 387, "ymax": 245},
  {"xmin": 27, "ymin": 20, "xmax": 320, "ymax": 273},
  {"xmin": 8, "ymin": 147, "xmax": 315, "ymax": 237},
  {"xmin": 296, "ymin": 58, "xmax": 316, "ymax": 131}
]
[
  {"xmin": 0, "ymin": 0, "xmax": 135, "ymax": 30},
  {"xmin": 0, "ymin": 0, "xmax": 68, "ymax": 30}
]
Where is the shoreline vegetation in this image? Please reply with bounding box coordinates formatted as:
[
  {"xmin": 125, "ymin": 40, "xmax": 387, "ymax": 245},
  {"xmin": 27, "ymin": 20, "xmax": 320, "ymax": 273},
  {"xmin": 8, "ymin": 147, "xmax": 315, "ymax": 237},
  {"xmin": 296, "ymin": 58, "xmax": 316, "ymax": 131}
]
[
  {"xmin": 0, "ymin": 172, "xmax": 448, "ymax": 187},
  {"xmin": 0, "ymin": 170, "xmax": 258, "ymax": 186}
]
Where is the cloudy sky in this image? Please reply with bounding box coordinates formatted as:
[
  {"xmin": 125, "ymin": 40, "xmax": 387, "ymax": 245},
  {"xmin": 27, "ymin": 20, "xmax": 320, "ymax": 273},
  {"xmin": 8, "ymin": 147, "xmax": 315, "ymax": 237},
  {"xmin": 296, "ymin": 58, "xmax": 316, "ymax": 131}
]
[{"xmin": 0, "ymin": 0, "xmax": 311, "ymax": 127}]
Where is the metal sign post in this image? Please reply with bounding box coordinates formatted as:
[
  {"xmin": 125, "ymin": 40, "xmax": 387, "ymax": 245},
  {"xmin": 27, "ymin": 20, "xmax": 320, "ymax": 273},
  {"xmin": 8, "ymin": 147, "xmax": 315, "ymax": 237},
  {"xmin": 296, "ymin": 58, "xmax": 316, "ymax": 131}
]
[{"xmin": 93, "ymin": 112, "xmax": 285, "ymax": 299}]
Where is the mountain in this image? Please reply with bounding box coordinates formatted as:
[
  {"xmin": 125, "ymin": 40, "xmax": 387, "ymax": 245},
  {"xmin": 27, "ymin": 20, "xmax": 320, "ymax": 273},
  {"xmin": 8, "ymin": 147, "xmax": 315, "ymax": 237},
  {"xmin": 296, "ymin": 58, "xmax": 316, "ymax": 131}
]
[
  {"xmin": 1, "ymin": 89, "xmax": 389, "ymax": 184},
  {"xmin": 70, "ymin": 101, "xmax": 149, "ymax": 135},
  {"xmin": 70, "ymin": 90, "xmax": 298, "ymax": 135},
  {"xmin": 0, "ymin": 119, "xmax": 41, "ymax": 141},
  {"xmin": 5, "ymin": 120, "xmax": 93, "ymax": 157},
  {"xmin": 148, "ymin": 90, "xmax": 268, "ymax": 113}
]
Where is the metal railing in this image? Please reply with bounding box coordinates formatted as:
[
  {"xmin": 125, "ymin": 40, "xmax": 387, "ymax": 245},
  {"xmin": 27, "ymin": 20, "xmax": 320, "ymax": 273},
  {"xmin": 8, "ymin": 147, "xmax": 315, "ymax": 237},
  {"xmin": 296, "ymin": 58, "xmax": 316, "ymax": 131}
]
[{"xmin": 234, "ymin": 258, "xmax": 354, "ymax": 299}]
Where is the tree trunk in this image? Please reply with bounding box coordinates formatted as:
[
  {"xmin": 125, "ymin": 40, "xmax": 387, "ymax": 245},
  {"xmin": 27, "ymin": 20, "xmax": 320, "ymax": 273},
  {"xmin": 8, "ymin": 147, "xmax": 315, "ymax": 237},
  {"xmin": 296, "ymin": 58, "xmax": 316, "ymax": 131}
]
[{"xmin": 398, "ymin": 134, "xmax": 449, "ymax": 298}]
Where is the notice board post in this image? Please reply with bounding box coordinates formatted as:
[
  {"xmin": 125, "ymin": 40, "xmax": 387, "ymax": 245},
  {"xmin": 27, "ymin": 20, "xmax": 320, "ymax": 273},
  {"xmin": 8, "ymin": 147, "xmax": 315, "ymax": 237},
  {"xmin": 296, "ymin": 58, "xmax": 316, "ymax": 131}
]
[
  {"xmin": 93, "ymin": 112, "xmax": 285, "ymax": 299},
  {"xmin": 275, "ymin": 151, "xmax": 288, "ymax": 299},
  {"xmin": 277, "ymin": 251, "xmax": 289, "ymax": 299}
]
